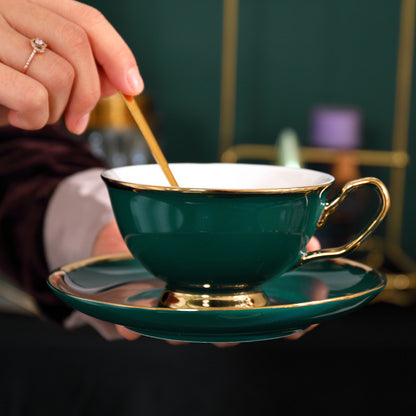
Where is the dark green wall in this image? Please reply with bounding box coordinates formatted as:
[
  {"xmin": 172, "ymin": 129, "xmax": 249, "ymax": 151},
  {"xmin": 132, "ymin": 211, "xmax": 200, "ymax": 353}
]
[
  {"xmin": 237, "ymin": 1, "xmax": 398, "ymax": 153},
  {"xmin": 86, "ymin": 0, "xmax": 400, "ymax": 160},
  {"xmin": 85, "ymin": 0, "xmax": 416, "ymax": 261}
]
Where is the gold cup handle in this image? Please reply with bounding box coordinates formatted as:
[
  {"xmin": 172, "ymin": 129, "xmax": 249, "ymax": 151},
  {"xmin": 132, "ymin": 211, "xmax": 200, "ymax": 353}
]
[{"xmin": 300, "ymin": 177, "xmax": 391, "ymax": 264}]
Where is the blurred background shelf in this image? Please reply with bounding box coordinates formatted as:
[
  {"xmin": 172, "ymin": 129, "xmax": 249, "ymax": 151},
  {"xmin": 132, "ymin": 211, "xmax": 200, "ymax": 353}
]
[{"xmin": 214, "ymin": 0, "xmax": 416, "ymax": 306}]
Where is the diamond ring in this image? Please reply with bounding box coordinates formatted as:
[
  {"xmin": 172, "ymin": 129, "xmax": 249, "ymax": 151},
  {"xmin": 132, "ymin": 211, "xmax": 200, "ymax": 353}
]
[{"xmin": 22, "ymin": 38, "xmax": 48, "ymax": 74}]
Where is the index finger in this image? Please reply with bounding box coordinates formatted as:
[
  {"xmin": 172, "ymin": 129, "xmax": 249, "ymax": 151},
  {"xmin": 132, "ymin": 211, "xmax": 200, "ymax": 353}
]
[{"xmin": 29, "ymin": 0, "xmax": 144, "ymax": 96}]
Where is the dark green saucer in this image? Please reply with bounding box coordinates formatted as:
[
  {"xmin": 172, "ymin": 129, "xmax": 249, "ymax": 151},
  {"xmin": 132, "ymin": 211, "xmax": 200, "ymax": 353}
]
[{"xmin": 48, "ymin": 254, "xmax": 386, "ymax": 343}]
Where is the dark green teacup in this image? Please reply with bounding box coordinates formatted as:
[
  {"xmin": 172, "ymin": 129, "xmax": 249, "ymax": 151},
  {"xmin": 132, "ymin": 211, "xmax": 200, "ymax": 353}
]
[{"xmin": 102, "ymin": 163, "xmax": 390, "ymax": 309}]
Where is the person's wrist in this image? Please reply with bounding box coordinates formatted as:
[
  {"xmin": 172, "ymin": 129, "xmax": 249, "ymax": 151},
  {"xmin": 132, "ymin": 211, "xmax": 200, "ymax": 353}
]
[{"xmin": 92, "ymin": 220, "xmax": 129, "ymax": 257}]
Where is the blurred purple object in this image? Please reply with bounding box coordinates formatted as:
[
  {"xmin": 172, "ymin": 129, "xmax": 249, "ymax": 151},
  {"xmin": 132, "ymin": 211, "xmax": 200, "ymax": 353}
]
[{"xmin": 309, "ymin": 106, "xmax": 362, "ymax": 149}]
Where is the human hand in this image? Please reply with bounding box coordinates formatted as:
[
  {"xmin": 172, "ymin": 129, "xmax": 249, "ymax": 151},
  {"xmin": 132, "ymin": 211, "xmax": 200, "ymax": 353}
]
[{"xmin": 0, "ymin": 0, "xmax": 143, "ymax": 133}]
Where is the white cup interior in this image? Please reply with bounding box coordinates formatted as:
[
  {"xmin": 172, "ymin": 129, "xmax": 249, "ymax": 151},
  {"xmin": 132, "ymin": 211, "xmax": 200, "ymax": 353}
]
[{"xmin": 102, "ymin": 163, "xmax": 334, "ymax": 190}]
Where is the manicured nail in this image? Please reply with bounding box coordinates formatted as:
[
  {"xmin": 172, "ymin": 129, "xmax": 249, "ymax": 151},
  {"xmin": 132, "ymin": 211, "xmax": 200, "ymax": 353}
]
[
  {"xmin": 73, "ymin": 113, "xmax": 90, "ymax": 135},
  {"xmin": 127, "ymin": 67, "xmax": 144, "ymax": 95}
]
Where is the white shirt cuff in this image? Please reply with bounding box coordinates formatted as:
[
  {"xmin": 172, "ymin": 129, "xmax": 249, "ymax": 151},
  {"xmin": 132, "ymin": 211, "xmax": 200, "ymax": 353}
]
[
  {"xmin": 43, "ymin": 168, "xmax": 125, "ymax": 339},
  {"xmin": 43, "ymin": 167, "xmax": 115, "ymax": 271}
]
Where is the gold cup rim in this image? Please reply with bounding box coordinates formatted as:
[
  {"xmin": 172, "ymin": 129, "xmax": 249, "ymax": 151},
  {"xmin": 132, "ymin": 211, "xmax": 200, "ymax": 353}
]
[{"xmin": 101, "ymin": 163, "xmax": 335, "ymax": 195}]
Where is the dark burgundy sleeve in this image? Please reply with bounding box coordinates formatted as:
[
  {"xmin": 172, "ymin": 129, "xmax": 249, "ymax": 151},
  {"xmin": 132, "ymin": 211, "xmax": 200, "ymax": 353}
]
[{"xmin": 0, "ymin": 124, "xmax": 107, "ymax": 322}]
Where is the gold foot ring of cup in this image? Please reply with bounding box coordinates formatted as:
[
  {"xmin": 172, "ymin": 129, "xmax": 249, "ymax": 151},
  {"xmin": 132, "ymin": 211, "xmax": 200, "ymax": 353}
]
[{"xmin": 159, "ymin": 289, "xmax": 269, "ymax": 309}]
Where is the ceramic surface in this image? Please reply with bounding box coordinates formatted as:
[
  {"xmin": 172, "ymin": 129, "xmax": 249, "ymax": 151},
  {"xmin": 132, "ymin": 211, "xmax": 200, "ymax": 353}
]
[
  {"xmin": 48, "ymin": 255, "xmax": 386, "ymax": 343},
  {"xmin": 101, "ymin": 164, "xmax": 389, "ymax": 303}
]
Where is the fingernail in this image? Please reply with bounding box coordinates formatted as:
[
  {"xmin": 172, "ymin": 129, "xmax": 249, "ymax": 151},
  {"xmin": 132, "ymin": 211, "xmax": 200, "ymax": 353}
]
[
  {"xmin": 73, "ymin": 113, "xmax": 90, "ymax": 135},
  {"xmin": 127, "ymin": 67, "xmax": 144, "ymax": 95}
]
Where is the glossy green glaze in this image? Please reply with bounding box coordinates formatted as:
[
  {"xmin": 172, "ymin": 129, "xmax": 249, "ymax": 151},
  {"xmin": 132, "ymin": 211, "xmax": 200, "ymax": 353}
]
[
  {"xmin": 48, "ymin": 256, "xmax": 386, "ymax": 343},
  {"xmin": 105, "ymin": 185, "xmax": 327, "ymax": 292}
]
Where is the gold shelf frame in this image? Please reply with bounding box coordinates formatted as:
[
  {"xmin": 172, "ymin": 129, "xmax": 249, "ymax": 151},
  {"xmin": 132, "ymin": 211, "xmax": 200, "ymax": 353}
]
[{"xmin": 218, "ymin": 0, "xmax": 416, "ymax": 277}]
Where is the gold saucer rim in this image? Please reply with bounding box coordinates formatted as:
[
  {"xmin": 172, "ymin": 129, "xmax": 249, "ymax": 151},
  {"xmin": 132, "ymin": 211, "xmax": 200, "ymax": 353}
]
[{"xmin": 48, "ymin": 253, "xmax": 386, "ymax": 312}]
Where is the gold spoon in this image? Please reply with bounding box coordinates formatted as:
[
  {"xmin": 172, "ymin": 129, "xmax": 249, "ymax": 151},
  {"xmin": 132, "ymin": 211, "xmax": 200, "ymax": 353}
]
[{"xmin": 120, "ymin": 93, "xmax": 179, "ymax": 187}]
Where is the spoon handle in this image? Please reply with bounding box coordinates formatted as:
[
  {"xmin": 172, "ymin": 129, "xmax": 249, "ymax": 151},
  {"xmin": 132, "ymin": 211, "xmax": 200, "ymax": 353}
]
[{"xmin": 120, "ymin": 93, "xmax": 179, "ymax": 187}]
